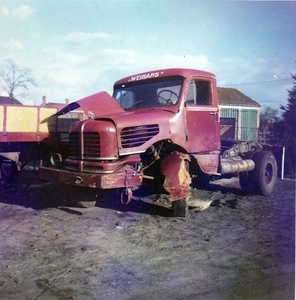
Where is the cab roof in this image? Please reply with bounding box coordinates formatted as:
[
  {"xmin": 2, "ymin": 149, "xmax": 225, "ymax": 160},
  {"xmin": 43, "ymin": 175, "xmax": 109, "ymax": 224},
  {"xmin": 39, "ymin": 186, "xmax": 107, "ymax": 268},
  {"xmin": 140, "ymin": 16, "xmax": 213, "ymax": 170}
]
[{"xmin": 114, "ymin": 68, "xmax": 215, "ymax": 86}]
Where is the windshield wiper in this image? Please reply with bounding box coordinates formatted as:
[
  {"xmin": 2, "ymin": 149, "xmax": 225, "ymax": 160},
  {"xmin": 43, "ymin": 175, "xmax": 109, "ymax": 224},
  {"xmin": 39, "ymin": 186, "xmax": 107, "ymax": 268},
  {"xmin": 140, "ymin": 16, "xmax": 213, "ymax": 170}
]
[{"xmin": 126, "ymin": 100, "xmax": 143, "ymax": 110}]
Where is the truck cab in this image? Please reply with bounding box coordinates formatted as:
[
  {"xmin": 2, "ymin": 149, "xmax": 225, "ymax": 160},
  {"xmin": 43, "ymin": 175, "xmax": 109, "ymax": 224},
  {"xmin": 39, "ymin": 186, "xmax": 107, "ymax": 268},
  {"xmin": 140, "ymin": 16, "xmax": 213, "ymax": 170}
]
[{"xmin": 112, "ymin": 68, "xmax": 220, "ymax": 173}]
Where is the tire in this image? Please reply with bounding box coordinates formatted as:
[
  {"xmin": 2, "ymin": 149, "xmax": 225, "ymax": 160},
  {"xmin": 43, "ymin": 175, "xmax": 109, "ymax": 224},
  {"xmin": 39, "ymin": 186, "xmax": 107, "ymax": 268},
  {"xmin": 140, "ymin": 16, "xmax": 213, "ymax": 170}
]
[
  {"xmin": 70, "ymin": 186, "xmax": 97, "ymax": 208},
  {"xmin": 252, "ymin": 151, "xmax": 277, "ymax": 196},
  {"xmin": 75, "ymin": 201, "xmax": 97, "ymax": 208},
  {"xmin": 239, "ymin": 151, "xmax": 277, "ymax": 196},
  {"xmin": 172, "ymin": 197, "xmax": 189, "ymax": 217}
]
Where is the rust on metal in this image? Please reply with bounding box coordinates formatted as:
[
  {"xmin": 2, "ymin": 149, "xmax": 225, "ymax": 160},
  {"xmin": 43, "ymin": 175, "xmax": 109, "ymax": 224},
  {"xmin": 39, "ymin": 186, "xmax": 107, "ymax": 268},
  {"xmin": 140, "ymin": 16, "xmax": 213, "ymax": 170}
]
[
  {"xmin": 161, "ymin": 151, "xmax": 191, "ymax": 202},
  {"xmin": 39, "ymin": 164, "xmax": 143, "ymax": 190}
]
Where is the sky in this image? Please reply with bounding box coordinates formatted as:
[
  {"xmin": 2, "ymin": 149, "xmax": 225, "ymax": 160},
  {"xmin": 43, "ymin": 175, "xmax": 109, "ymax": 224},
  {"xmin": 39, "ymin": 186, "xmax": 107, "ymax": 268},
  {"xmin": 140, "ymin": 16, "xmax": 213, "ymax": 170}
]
[{"xmin": 0, "ymin": 0, "xmax": 295, "ymax": 109}]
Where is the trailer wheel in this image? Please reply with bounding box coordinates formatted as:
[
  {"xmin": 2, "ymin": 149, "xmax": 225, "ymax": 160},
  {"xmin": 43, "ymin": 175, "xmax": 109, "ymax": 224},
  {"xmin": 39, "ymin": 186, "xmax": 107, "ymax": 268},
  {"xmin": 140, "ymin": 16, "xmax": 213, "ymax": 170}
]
[{"xmin": 252, "ymin": 151, "xmax": 277, "ymax": 196}]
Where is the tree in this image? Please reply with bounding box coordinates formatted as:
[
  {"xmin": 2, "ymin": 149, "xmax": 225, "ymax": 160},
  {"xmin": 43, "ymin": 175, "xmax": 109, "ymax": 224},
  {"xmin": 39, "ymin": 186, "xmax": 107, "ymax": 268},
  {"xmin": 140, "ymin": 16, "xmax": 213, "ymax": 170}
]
[
  {"xmin": 259, "ymin": 106, "xmax": 281, "ymax": 144},
  {"xmin": 281, "ymin": 73, "xmax": 296, "ymax": 137},
  {"xmin": 0, "ymin": 58, "xmax": 36, "ymax": 104},
  {"xmin": 274, "ymin": 72, "xmax": 296, "ymax": 176}
]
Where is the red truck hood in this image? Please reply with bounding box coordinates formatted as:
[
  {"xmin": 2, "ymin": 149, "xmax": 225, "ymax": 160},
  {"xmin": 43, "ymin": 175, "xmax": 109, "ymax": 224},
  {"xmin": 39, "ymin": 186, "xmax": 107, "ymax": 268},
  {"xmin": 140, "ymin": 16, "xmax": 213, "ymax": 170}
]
[
  {"xmin": 55, "ymin": 91, "xmax": 124, "ymax": 117},
  {"xmin": 55, "ymin": 91, "xmax": 180, "ymax": 155}
]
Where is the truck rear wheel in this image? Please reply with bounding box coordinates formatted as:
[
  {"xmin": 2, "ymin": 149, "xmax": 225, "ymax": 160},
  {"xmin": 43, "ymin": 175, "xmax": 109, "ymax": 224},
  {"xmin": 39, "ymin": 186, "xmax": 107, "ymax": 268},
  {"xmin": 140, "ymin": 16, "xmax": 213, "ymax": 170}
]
[
  {"xmin": 240, "ymin": 151, "xmax": 277, "ymax": 196},
  {"xmin": 252, "ymin": 151, "xmax": 277, "ymax": 196}
]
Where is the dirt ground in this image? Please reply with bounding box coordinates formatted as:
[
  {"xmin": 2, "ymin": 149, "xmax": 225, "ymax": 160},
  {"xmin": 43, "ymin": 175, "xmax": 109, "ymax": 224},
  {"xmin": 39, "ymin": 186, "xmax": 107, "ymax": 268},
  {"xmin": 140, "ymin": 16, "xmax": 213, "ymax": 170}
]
[{"xmin": 0, "ymin": 171, "xmax": 295, "ymax": 300}]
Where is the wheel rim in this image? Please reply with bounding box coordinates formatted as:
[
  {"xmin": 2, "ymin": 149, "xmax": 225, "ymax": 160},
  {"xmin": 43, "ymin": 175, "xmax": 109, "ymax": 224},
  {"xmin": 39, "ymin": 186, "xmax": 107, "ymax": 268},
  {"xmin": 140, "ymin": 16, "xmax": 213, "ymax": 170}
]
[{"xmin": 264, "ymin": 162, "xmax": 274, "ymax": 184}]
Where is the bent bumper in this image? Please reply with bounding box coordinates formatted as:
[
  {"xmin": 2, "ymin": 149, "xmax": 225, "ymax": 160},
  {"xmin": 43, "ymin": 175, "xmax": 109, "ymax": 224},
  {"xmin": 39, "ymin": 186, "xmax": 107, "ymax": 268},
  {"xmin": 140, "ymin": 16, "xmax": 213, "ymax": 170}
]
[{"xmin": 39, "ymin": 165, "xmax": 143, "ymax": 189}]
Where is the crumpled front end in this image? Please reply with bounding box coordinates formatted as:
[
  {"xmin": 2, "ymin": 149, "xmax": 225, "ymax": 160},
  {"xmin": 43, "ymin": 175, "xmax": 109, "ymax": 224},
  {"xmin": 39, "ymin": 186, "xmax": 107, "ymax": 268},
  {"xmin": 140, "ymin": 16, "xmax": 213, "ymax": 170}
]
[
  {"xmin": 161, "ymin": 151, "xmax": 191, "ymax": 202},
  {"xmin": 64, "ymin": 119, "xmax": 119, "ymax": 173},
  {"xmin": 39, "ymin": 117, "xmax": 144, "ymax": 190}
]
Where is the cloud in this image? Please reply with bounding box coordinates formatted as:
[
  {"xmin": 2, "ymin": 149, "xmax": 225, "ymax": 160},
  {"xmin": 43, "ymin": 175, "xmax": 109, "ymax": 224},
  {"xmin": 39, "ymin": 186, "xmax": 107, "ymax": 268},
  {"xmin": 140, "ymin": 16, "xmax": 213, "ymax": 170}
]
[
  {"xmin": 1, "ymin": 6, "xmax": 9, "ymax": 16},
  {"xmin": 1, "ymin": 5, "xmax": 35, "ymax": 20},
  {"xmin": 11, "ymin": 43, "xmax": 290, "ymax": 108},
  {"xmin": 44, "ymin": 48, "xmax": 88, "ymax": 65},
  {"xmin": 47, "ymin": 69, "xmax": 85, "ymax": 86},
  {"xmin": 12, "ymin": 5, "xmax": 34, "ymax": 19},
  {"xmin": 40, "ymin": 47, "xmax": 213, "ymax": 80},
  {"xmin": 56, "ymin": 31, "xmax": 119, "ymax": 43},
  {"xmin": 87, "ymin": 49, "xmax": 213, "ymax": 76},
  {"xmin": 29, "ymin": 47, "xmax": 215, "ymax": 104},
  {"xmin": 3, "ymin": 38, "xmax": 24, "ymax": 50}
]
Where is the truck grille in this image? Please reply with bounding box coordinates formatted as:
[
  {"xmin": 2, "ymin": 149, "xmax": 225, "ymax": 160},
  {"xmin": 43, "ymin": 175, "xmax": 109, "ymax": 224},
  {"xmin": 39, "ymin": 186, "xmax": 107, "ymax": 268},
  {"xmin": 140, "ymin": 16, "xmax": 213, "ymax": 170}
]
[
  {"xmin": 69, "ymin": 132, "xmax": 100, "ymax": 159},
  {"xmin": 121, "ymin": 124, "xmax": 159, "ymax": 148}
]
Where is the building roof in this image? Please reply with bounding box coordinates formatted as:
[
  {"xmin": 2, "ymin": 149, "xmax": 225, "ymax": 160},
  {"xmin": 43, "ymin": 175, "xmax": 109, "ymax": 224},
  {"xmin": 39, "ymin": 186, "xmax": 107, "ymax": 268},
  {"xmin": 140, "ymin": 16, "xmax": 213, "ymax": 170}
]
[
  {"xmin": 217, "ymin": 87, "xmax": 260, "ymax": 107},
  {"xmin": 0, "ymin": 96, "xmax": 22, "ymax": 105}
]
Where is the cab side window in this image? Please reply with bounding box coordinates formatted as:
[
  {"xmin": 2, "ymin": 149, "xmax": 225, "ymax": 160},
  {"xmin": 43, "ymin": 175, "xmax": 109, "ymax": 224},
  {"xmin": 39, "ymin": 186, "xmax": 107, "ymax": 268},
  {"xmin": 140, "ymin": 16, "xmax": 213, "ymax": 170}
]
[{"xmin": 186, "ymin": 80, "xmax": 212, "ymax": 106}]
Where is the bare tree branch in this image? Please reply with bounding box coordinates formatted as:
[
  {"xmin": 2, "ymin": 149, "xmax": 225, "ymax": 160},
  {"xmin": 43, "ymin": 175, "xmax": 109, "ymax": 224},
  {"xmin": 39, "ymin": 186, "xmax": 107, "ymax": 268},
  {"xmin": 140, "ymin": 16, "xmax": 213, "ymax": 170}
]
[{"xmin": 0, "ymin": 58, "xmax": 36, "ymax": 103}]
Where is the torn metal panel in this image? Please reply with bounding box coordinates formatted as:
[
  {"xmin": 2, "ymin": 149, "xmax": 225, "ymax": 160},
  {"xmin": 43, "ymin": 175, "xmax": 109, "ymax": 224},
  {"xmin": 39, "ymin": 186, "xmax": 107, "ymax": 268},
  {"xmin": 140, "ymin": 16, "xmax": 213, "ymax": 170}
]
[{"xmin": 161, "ymin": 151, "xmax": 191, "ymax": 202}]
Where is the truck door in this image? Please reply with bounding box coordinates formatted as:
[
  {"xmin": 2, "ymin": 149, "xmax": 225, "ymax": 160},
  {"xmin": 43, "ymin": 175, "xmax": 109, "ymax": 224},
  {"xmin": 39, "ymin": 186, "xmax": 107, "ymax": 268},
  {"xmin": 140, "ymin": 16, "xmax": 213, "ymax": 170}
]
[{"xmin": 185, "ymin": 79, "xmax": 220, "ymax": 154}]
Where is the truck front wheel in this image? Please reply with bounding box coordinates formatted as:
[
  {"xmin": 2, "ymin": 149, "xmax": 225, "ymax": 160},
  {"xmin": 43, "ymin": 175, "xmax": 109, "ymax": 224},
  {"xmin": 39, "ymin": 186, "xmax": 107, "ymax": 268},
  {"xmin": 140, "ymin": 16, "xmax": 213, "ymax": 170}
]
[{"xmin": 172, "ymin": 197, "xmax": 189, "ymax": 217}]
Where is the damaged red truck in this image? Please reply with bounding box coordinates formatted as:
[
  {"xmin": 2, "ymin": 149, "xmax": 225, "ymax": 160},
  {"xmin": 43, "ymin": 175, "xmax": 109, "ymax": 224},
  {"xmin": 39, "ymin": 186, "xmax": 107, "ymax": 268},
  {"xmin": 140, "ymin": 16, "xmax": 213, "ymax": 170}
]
[{"xmin": 39, "ymin": 68, "xmax": 277, "ymax": 216}]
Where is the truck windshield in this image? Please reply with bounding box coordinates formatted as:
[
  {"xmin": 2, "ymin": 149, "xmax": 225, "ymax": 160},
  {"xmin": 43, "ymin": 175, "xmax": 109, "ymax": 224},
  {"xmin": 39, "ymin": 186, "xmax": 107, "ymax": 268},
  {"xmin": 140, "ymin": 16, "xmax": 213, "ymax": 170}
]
[{"xmin": 113, "ymin": 76, "xmax": 183, "ymax": 110}]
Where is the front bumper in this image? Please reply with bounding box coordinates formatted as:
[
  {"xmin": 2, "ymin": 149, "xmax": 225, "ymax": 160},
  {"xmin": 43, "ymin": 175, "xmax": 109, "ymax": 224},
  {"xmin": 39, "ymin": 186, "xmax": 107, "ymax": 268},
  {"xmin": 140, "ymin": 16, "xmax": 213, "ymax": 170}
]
[{"xmin": 39, "ymin": 164, "xmax": 143, "ymax": 189}]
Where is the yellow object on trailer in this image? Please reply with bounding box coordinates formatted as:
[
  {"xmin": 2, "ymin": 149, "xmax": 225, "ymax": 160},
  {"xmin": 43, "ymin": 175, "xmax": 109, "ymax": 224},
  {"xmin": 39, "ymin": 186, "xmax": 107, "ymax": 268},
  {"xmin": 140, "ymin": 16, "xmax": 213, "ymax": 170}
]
[{"xmin": 0, "ymin": 104, "xmax": 61, "ymax": 142}]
